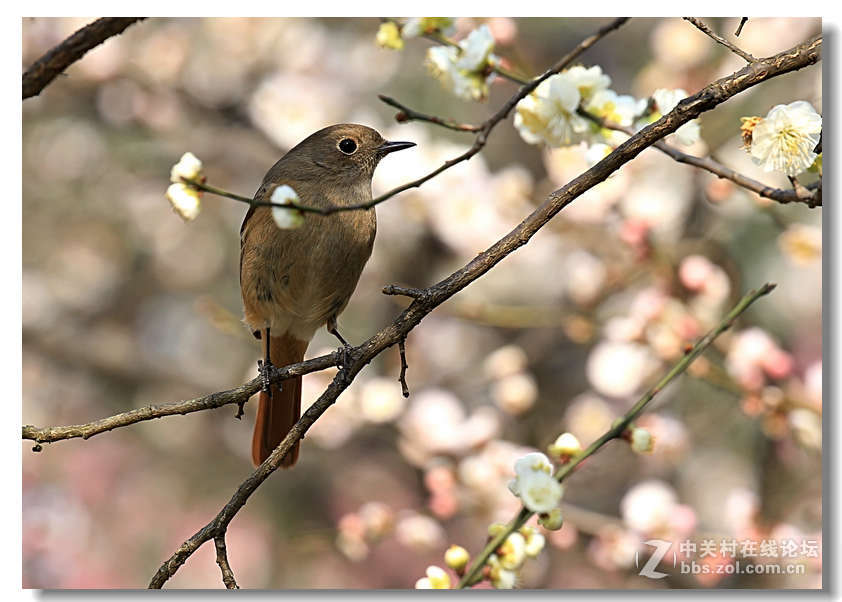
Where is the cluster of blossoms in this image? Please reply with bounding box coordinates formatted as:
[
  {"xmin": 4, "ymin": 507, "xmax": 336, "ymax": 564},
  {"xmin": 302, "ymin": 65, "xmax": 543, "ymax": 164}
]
[
  {"xmin": 741, "ymin": 100, "xmax": 822, "ymax": 177},
  {"xmin": 425, "ymin": 25, "xmax": 499, "ymax": 101},
  {"xmin": 376, "ymin": 18, "xmax": 455, "ymax": 51},
  {"xmin": 513, "ymin": 65, "xmax": 701, "ymax": 155},
  {"xmin": 416, "ymin": 525, "xmax": 547, "ymax": 589},
  {"xmin": 166, "ymin": 152, "xmax": 204, "ymax": 221},
  {"xmin": 376, "ymin": 19, "xmax": 498, "ymax": 101}
]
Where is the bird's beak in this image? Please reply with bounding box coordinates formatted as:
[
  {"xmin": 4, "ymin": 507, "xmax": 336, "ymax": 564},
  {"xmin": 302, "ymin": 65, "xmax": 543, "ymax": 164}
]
[{"xmin": 378, "ymin": 140, "xmax": 416, "ymax": 155}]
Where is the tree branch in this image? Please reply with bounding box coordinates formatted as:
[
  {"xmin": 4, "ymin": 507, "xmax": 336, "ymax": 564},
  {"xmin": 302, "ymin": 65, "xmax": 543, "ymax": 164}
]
[
  {"xmin": 683, "ymin": 17, "xmax": 757, "ymax": 63},
  {"xmin": 457, "ymin": 283, "xmax": 777, "ymax": 588},
  {"xmin": 146, "ymin": 35, "xmax": 821, "ymax": 589},
  {"xmin": 580, "ymin": 109, "xmax": 822, "ymax": 207},
  {"xmin": 22, "ymin": 17, "xmax": 145, "ymax": 99},
  {"xmin": 22, "ymin": 351, "xmax": 341, "ymax": 445},
  {"xmin": 379, "ymin": 94, "xmax": 482, "ymax": 132},
  {"xmin": 214, "ymin": 534, "xmax": 239, "ymax": 589}
]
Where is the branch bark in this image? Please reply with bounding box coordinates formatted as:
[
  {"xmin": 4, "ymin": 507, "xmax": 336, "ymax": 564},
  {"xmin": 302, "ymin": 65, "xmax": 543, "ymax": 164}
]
[
  {"xmin": 22, "ymin": 17, "xmax": 145, "ymax": 99},
  {"xmin": 146, "ymin": 34, "xmax": 821, "ymax": 589},
  {"xmin": 683, "ymin": 17, "xmax": 757, "ymax": 63}
]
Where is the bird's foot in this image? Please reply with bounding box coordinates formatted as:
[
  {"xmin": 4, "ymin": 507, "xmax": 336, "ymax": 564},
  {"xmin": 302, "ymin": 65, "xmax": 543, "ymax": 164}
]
[{"xmin": 257, "ymin": 359, "xmax": 281, "ymax": 395}]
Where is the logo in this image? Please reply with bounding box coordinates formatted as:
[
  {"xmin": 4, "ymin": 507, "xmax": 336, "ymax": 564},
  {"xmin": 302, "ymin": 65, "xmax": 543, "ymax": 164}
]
[{"xmin": 636, "ymin": 539, "xmax": 677, "ymax": 579}]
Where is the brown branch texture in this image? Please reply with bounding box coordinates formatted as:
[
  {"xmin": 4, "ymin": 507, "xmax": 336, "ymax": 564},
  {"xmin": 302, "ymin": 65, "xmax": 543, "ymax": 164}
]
[{"xmin": 22, "ymin": 17, "xmax": 145, "ymax": 99}]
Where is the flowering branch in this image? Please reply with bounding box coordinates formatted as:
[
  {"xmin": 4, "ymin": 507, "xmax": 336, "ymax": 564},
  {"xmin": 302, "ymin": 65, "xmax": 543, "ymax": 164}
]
[
  {"xmin": 144, "ymin": 35, "xmax": 819, "ymax": 588},
  {"xmin": 458, "ymin": 283, "xmax": 777, "ymax": 588},
  {"xmin": 683, "ymin": 17, "xmax": 757, "ymax": 63},
  {"xmin": 579, "ymin": 109, "xmax": 822, "ymax": 207},
  {"xmin": 22, "ymin": 17, "xmax": 145, "ymax": 99},
  {"xmin": 168, "ymin": 17, "xmax": 630, "ymax": 222}
]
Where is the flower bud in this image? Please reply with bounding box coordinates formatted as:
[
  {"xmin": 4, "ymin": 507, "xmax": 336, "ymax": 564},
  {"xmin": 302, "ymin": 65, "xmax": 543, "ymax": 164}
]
[
  {"xmin": 630, "ymin": 427, "xmax": 655, "ymax": 454},
  {"xmin": 523, "ymin": 531, "xmax": 545, "ymax": 557},
  {"xmin": 547, "ymin": 432, "xmax": 582, "ymax": 458},
  {"xmin": 270, "ymin": 184, "xmax": 304, "ymax": 229},
  {"xmin": 444, "ymin": 545, "xmax": 470, "ymax": 573}
]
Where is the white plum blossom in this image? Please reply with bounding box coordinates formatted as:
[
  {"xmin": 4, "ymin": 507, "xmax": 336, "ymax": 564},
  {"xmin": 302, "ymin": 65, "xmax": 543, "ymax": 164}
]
[
  {"xmin": 586, "ymin": 89, "xmax": 646, "ymax": 127},
  {"xmin": 165, "ymin": 183, "xmax": 201, "ymax": 221},
  {"xmin": 749, "ymin": 100, "xmax": 822, "ymax": 177},
  {"xmin": 652, "ymin": 88, "xmax": 701, "ymax": 145},
  {"xmin": 514, "ymin": 73, "xmax": 590, "ymax": 146},
  {"xmin": 456, "ymin": 25, "xmax": 495, "ymax": 71},
  {"xmin": 426, "ymin": 25, "xmax": 497, "ymax": 101},
  {"xmin": 270, "ymin": 184, "xmax": 305, "ymax": 229},
  {"xmin": 563, "ymin": 65, "xmax": 611, "ymax": 100},
  {"xmin": 507, "ymin": 452, "xmax": 563, "ymax": 513},
  {"xmin": 169, "ymin": 151, "xmax": 203, "ymax": 184}
]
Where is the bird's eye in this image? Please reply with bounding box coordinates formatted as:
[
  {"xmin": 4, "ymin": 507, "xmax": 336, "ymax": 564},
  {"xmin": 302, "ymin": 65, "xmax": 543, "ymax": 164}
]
[{"xmin": 338, "ymin": 138, "xmax": 358, "ymax": 154}]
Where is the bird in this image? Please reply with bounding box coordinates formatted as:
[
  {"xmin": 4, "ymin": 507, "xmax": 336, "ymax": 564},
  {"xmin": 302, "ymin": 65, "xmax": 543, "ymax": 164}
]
[{"xmin": 240, "ymin": 124, "xmax": 415, "ymax": 467}]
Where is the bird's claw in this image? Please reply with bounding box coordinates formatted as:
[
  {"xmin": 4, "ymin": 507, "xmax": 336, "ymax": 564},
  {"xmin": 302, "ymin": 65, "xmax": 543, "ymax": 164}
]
[
  {"xmin": 258, "ymin": 359, "xmax": 274, "ymax": 394},
  {"xmin": 336, "ymin": 343, "xmax": 353, "ymax": 372}
]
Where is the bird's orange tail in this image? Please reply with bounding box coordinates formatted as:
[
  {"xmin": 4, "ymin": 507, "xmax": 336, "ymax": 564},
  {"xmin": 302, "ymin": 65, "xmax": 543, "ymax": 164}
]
[{"xmin": 251, "ymin": 333, "xmax": 309, "ymax": 467}]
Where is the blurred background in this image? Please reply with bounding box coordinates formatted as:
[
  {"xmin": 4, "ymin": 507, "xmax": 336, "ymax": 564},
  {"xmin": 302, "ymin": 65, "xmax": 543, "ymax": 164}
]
[{"xmin": 22, "ymin": 17, "xmax": 822, "ymax": 589}]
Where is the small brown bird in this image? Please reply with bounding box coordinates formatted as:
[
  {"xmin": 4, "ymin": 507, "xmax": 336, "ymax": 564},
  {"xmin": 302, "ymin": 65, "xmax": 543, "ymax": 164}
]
[{"xmin": 240, "ymin": 124, "xmax": 415, "ymax": 467}]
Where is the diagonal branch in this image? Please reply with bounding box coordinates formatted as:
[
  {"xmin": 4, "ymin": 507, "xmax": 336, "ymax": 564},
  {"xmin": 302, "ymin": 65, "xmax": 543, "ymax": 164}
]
[
  {"xmin": 683, "ymin": 17, "xmax": 757, "ymax": 63},
  {"xmin": 22, "ymin": 17, "xmax": 145, "ymax": 99},
  {"xmin": 147, "ymin": 34, "xmax": 821, "ymax": 589},
  {"xmin": 458, "ymin": 283, "xmax": 776, "ymax": 587}
]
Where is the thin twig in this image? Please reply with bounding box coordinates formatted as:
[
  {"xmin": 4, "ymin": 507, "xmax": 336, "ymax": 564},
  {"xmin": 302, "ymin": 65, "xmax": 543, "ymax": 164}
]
[
  {"xmin": 214, "ymin": 534, "xmax": 239, "ymax": 589},
  {"xmin": 683, "ymin": 17, "xmax": 757, "ymax": 63},
  {"xmin": 147, "ymin": 36, "xmax": 821, "ymax": 588},
  {"xmin": 735, "ymin": 18, "xmax": 749, "ymax": 37},
  {"xmin": 580, "ymin": 109, "xmax": 821, "ymax": 207},
  {"xmin": 378, "ymin": 94, "xmax": 481, "ymax": 132},
  {"xmin": 382, "ymin": 284, "xmax": 425, "ymax": 298},
  {"xmin": 23, "ymin": 18, "xmax": 145, "ymax": 99},
  {"xmin": 398, "ymin": 338, "xmax": 410, "ymax": 398},
  {"xmin": 457, "ymin": 283, "xmax": 777, "ymax": 587}
]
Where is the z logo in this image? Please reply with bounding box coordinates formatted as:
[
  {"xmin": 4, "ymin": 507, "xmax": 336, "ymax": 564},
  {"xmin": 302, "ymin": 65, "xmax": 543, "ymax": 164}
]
[{"xmin": 635, "ymin": 539, "xmax": 676, "ymax": 579}]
